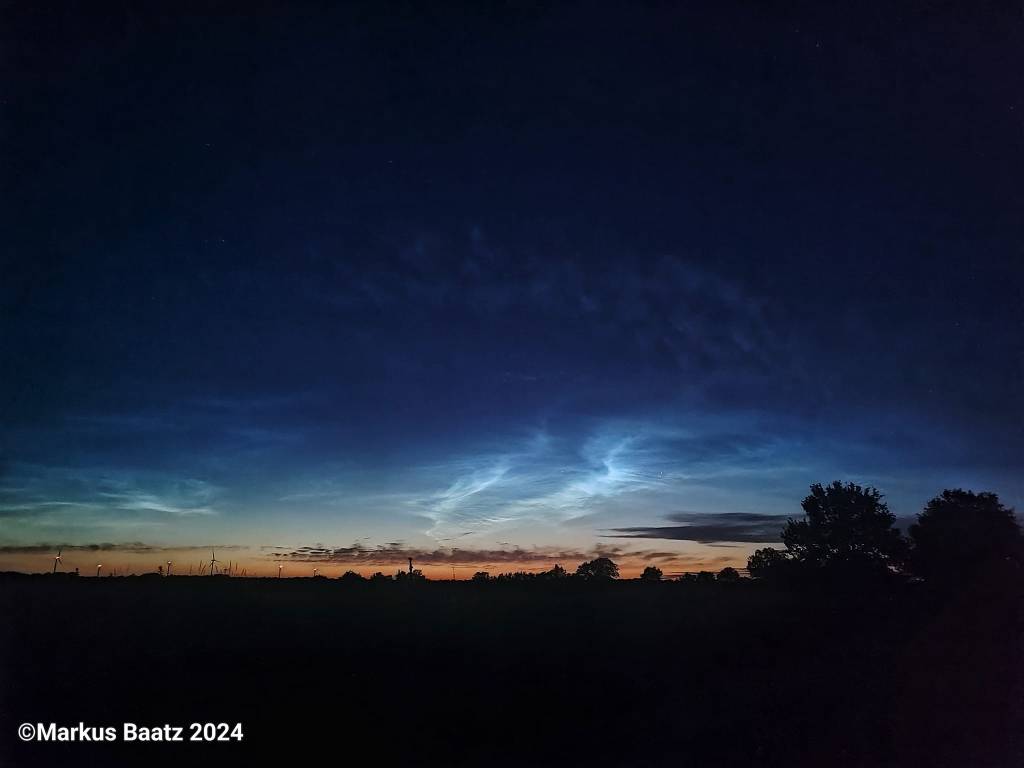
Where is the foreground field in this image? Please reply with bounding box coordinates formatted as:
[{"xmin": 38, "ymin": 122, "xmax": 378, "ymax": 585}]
[{"xmin": 1, "ymin": 575, "xmax": 1020, "ymax": 767}]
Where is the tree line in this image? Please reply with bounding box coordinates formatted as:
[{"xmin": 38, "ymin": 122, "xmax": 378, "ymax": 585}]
[
  {"xmin": 321, "ymin": 482, "xmax": 1020, "ymax": 586},
  {"xmin": 747, "ymin": 482, "xmax": 1020, "ymax": 584},
  {"xmin": 467, "ymin": 483, "xmax": 1021, "ymax": 585}
]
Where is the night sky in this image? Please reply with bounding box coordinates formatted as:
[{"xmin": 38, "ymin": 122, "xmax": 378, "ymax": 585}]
[{"xmin": 2, "ymin": 1, "xmax": 1022, "ymax": 577}]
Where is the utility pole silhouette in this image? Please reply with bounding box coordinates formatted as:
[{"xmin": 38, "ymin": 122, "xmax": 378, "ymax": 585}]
[{"xmin": 408, "ymin": 557, "xmax": 413, "ymax": 574}]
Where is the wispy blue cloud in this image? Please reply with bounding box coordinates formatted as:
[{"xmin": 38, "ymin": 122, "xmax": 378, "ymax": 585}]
[
  {"xmin": 0, "ymin": 464, "xmax": 224, "ymax": 535},
  {"xmin": 3, "ymin": 236, "xmax": 1020, "ymax": 556},
  {"xmin": 404, "ymin": 415, "xmax": 801, "ymax": 541}
]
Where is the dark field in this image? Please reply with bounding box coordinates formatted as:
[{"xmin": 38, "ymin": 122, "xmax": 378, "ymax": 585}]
[{"xmin": 1, "ymin": 575, "xmax": 1021, "ymax": 767}]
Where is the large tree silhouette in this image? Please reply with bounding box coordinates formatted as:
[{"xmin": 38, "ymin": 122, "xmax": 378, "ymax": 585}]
[
  {"xmin": 575, "ymin": 557, "xmax": 619, "ymax": 580},
  {"xmin": 909, "ymin": 489, "xmax": 1021, "ymax": 582},
  {"xmin": 773, "ymin": 481, "xmax": 906, "ymax": 576}
]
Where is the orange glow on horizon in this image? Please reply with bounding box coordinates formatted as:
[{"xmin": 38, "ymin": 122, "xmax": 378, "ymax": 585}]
[{"xmin": 0, "ymin": 548, "xmax": 753, "ymax": 580}]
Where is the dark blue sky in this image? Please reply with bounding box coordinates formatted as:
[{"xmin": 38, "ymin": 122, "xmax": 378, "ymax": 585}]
[{"xmin": 2, "ymin": 1, "xmax": 1022, "ymax": 575}]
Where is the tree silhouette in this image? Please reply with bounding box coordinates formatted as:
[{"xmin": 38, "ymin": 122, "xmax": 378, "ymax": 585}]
[
  {"xmin": 747, "ymin": 547, "xmax": 790, "ymax": 579},
  {"xmin": 575, "ymin": 557, "xmax": 619, "ymax": 580},
  {"xmin": 340, "ymin": 570, "xmax": 365, "ymax": 582},
  {"xmin": 543, "ymin": 564, "xmax": 568, "ymax": 579},
  {"xmin": 695, "ymin": 571, "xmax": 716, "ymax": 584},
  {"xmin": 716, "ymin": 566, "xmax": 740, "ymax": 583},
  {"xmin": 640, "ymin": 565, "xmax": 663, "ymax": 582},
  {"xmin": 909, "ymin": 489, "xmax": 1021, "ymax": 582},
  {"xmin": 472, "ymin": 571, "xmax": 491, "ymax": 581},
  {"xmin": 781, "ymin": 481, "xmax": 906, "ymax": 575}
]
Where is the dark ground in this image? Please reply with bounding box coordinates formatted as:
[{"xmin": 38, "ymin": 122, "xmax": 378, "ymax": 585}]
[{"xmin": 0, "ymin": 573, "xmax": 1020, "ymax": 767}]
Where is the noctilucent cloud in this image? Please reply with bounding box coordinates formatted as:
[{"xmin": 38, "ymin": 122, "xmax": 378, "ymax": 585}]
[{"xmin": 3, "ymin": 3, "xmax": 1022, "ymax": 576}]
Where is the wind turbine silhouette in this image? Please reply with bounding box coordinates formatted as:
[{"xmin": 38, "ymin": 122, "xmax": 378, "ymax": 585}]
[
  {"xmin": 52, "ymin": 548, "xmax": 63, "ymax": 574},
  {"xmin": 209, "ymin": 550, "xmax": 219, "ymax": 576}
]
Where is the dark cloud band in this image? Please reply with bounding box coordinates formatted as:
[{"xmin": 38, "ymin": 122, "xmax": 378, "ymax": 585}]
[{"xmin": 605, "ymin": 511, "xmax": 786, "ymax": 544}]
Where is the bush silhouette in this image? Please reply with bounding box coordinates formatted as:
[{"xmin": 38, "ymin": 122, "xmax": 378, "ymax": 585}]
[
  {"xmin": 640, "ymin": 565, "xmax": 663, "ymax": 582},
  {"xmin": 909, "ymin": 489, "xmax": 1021, "ymax": 582},
  {"xmin": 538, "ymin": 564, "xmax": 568, "ymax": 580},
  {"xmin": 716, "ymin": 566, "xmax": 740, "ymax": 582},
  {"xmin": 747, "ymin": 547, "xmax": 790, "ymax": 579}
]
